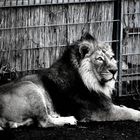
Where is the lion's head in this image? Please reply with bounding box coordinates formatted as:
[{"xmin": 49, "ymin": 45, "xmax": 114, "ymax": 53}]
[{"xmin": 76, "ymin": 33, "xmax": 118, "ymax": 98}]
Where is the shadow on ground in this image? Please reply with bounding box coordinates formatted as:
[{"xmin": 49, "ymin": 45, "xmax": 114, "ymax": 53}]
[{"xmin": 0, "ymin": 121, "xmax": 140, "ymax": 140}]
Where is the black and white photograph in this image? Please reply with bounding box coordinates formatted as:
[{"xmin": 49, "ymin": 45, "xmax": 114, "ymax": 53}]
[{"xmin": 0, "ymin": 0, "xmax": 140, "ymax": 139}]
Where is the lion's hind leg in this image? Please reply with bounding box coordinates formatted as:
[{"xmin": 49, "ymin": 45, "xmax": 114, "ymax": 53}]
[
  {"xmin": 9, "ymin": 118, "xmax": 33, "ymax": 128},
  {"xmin": 0, "ymin": 118, "xmax": 33, "ymax": 130}
]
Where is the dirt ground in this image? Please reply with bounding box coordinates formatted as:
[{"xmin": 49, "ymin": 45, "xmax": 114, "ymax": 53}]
[{"xmin": 0, "ymin": 121, "xmax": 140, "ymax": 140}]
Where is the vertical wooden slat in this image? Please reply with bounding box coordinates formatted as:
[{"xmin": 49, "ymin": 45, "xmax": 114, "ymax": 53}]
[
  {"xmin": 29, "ymin": 7, "xmax": 34, "ymax": 70},
  {"xmin": 0, "ymin": 9, "xmax": 6, "ymax": 67},
  {"xmin": 34, "ymin": 7, "xmax": 40, "ymax": 69},
  {"xmin": 39, "ymin": 6, "xmax": 45, "ymax": 68},
  {"xmin": 27, "ymin": 7, "xmax": 31, "ymax": 71},
  {"xmin": 16, "ymin": 8, "xmax": 23, "ymax": 71},
  {"xmin": 22, "ymin": 8, "xmax": 28, "ymax": 71},
  {"xmin": 10, "ymin": 8, "xmax": 16, "ymax": 71}
]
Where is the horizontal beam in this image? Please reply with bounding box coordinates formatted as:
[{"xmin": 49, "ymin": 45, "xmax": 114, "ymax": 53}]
[
  {"xmin": 122, "ymin": 75, "xmax": 140, "ymax": 81},
  {"xmin": 123, "ymin": 27, "xmax": 140, "ymax": 36},
  {"xmin": 0, "ymin": 0, "xmax": 116, "ymax": 8},
  {"xmin": 0, "ymin": 20, "xmax": 119, "ymax": 31},
  {"xmin": 0, "ymin": 40, "xmax": 119, "ymax": 52},
  {"xmin": 122, "ymin": 53, "xmax": 140, "ymax": 56}
]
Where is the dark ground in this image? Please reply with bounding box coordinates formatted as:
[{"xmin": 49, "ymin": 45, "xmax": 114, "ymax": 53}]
[
  {"xmin": 1, "ymin": 96, "xmax": 140, "ymax": 140},
  {"xmin": 1, "ymin": 121, "xmax": 140, "ymax": 140}
]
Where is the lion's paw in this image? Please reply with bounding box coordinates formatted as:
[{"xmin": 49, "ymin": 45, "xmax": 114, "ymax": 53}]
[
  {"xmin": 48, "ymin": 115, "xmax": 77, "ymax": 126},
  {"xmin": 59, "ymin": 116, "xmax": 77, "ymax": 126},
  {"xmin": 0, "ymin": 127, "xmax": 3, "ymax": 130},
  {"xmin": 65, "ymin": 116, "xmax": 77, "ymax": 125}
]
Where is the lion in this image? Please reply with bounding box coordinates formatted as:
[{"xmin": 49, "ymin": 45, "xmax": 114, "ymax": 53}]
[{"xmin": 0, "ymin": 32, "xmax": 140, "ymax": 129}]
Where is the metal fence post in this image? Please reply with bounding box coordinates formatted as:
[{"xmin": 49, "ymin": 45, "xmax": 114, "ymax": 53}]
[
  {"xmin": 112, "ymin": 0, "xmax": 123, "ymax": 96},
  {"xmin": 118, "ymin": 0, "xmax": 124, "ymax": 96}
]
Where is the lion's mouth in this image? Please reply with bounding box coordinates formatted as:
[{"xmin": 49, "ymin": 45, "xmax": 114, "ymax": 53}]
[{"xmin": 100, "ymin": 73, "xmax": 116, "ymax": 82}]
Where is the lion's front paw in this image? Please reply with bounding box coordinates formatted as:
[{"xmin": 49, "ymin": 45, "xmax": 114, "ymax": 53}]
[
  {"xmin": 48, "ymin": 115, "xmax": 77, "ymax": 126},
  {"xmin": 66, "ymin": 116, "xmax": 77, "ymax": 125},
  {"xmin": 0, "ymin": 127, "xmax": 3, "ymax": 130}
]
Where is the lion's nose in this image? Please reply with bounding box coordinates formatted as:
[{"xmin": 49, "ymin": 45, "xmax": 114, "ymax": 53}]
[{"xmin": 109, "ymin": 69, "xmax": 117, "ymax": 75}]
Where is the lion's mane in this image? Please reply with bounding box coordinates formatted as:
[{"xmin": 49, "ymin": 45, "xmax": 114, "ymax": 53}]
[{"xmin": 36, "ymin": 33, "xmax": 115, "ymax": 121}]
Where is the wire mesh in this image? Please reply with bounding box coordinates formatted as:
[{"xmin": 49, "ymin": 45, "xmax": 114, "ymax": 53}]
[{"xmin": 120, "ymin": 0, "xmax": 140, "ymax": 96}]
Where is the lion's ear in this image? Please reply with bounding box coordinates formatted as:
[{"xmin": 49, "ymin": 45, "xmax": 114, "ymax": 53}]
[
  {"xmin": 80, "ymin": 32, "xmax": 96, "ymax": 41},
  {"xmin": 79, "ymin": 45, "xmax": 89, "ymax": 58}
]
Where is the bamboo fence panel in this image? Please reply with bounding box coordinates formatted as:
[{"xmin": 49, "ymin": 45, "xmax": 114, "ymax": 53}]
[
  {"xmin": 67, "ymin": 4, "xmax": 89, "ymax": 43},
  {"xmin": 89, "ymin": 2, "xmax": 114, "ymax": 41},
  {"xmin": 44, "ymin": 5, "xmax": 67, "ymax": 67},
  {"xmin": 0, "ymin": 1, "xmax": 115, "ymax": 73}
]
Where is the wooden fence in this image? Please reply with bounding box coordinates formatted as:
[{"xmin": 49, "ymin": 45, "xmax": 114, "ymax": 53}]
[{"xmin": 0, "ymin": 0, "xmax": 115, "ymax": 72}]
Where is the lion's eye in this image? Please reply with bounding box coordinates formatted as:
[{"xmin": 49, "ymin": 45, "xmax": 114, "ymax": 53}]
[{"xmin": 96, "ymin": 57, "xmax": 104, "ymax": 61}]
